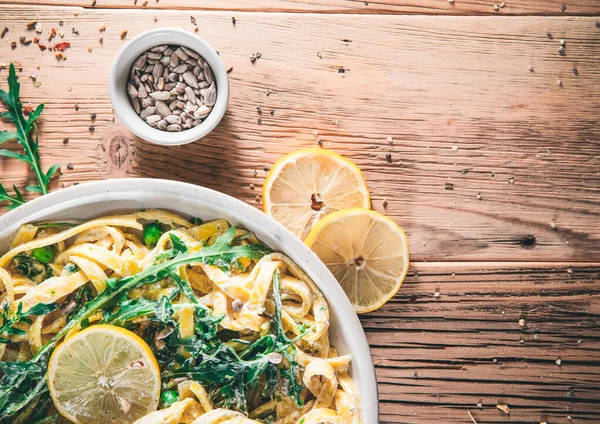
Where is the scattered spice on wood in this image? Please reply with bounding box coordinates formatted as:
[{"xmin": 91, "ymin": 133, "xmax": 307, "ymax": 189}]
[
  {"xmin": 407, "ymin": 295, "xmax": 417, "ymax": 304},
  {"xmin": 254, "ymin": 196, "xmax": 261, "ymax": 203},
  {"xmin": 190, "ymin": 16, "xmax": 197, "ymax": 25},
  {"xmin": 33, "ymin": 81, "xmax": 41, "ymax": 88},
  {"xmin": 558, "ymin": 79, "xmax": 563, "ymax": 87},
  {"xmin": 67, "ymin": 163, "xmax": 74, "ymax": 170},
  {"xmin": 317, "ymin": 137, "xmax": 323, "ymax": 146},
  {"xmin": 59, "ymin": 20, "xmax": 64, "ymax": 26},
  {"xmin": 546, "ymin": 32, "xmax": 552, "ymax": 39},
  {"xmin": 99, "ymin": 23, "xmax": 107, "ymax": 31},
  {"xmin": 560, "ymin": 39, "xmax": 566, "ymax": 47},
  {"xmin": 89, "ymin": 125, "xmax": 95, "ymax": 132},
  {"xmin": 1, "ymin": 27, "xmax": 8, "ymax": 39},
  {"xmin": 572, "ymin": 66, "xmax": 578, "ymax": 75},
  {"xmin": 383, "ymin": 199, "xmax": 388, "ymax": 208},
  {"xmin": 249, "ymin": 184, "xmax": 255, "ymax": 190},
  {"xmin": 74, "ymin": 103, "xmax": 79, "ymax": 111},
  {"xmin": 10, "ymin": 41, "xmax": 16, "ymax": 49},
  {"xmin": 496, "ymin": 404, "xmax": 510, "ymax": 414},
  {"xmin": 385, "ymin": 152, "xmax": 392, "ymax": 163},
  {"xmin": 193, "ymin": 27, "xmax": 198, "ymax": 32},
  {"xmin": 250, "ymin": 52, "xmax": 262, "ymax": 63},
  {"xmin": 153, "ymin": 17, "xmax": 158, "ymax": 22},
  {"xmin": 257, "ymin": 118, "xmax": 262, "ymax": 125},
  {"xmin": 477, "ymin": 193, "xmax": 482, "ymax": 200},
  {"xmin": 91, "ymin": 0, "xmax": 97, "ymax": 6},
  {"xmin": 142, "ymin": 0, "xmax": 148, "ymax": 5},
  {"xmin": 461, "ymin": 169, "xmax": 468, "ymax": 174},
  {"xmin": 63, "ymin": 137, "xmax": 69, "ymax": 144},
  {"xmin": 120, "ymin": 30, "xmax": 128, "ymax": 39},
  {"xmin": 53, "ymin": 41, "xmax": 70, "ymax": 51},
  {"xmin": 500, "ymin": 1, "xmax": 505, "ymax": 7},
  {"xmin": 445, "ymin": 183, "xmax": 454, "ymax": 190},
  {"xmin": 467, "ymin": 411, "xmax": 478, "ymax": 424},
  {"xmin": 558, "ymin": 46, "xmax": 566, "ymax": 55},
  {"xmin": 493, "ymin": 4, "xmax": 499, "ymax": 11},
  {"xmin": 270, "ymin": 110, "xmax": 274, "ymax": 116},
  {"xmin": 561, "ymin": 4, "xmax": 566, "ymax": 12},
  {"xmin": 231, "ymin": 17, "xmax": 236, "ymax": 25},
  {"xmin": 338, "ymin": 68, "xmax": 346, "ymax": 74},
  {"xmin": 508, "ymin": 177, "xmax": 514, "ymax": 184},
  {"xmin": 567, "ymin": 388, "xmax": 575, "ymax": 398},
  {"xmin": 72, "ymin": 28, "xmax": 80, "ymax": 35},
  {"xmin": 91, "ymin": 113, "xmax": 97, "ymax": 121},
  {"xmin": 74, "ymin": 11, "xmax": 79, "ymax": 16},
  {"xmin": 266, "ymin": 88, "xmax": 272, "ymax": 96},
  {"xmin": 88, "ymin": 45, "xmax": 93, "ymax": 52},
  {"xmin": 226, "ymin": 66, "xmax": 233, "ymax": 73},
  {"xmin": 387, "ymin": 136, "xmax": 393, "ymax": 144},
  {"xmin": 256, "ymin": 106, "xmax": 262, "ymax": 114},
  {"xmin": 58, "ymin": 31, "xmax": 64, "ymax": 38},
  {"xmin": 551, "ymin": 222, "xmax": 557, "ymax": 229},
  {"xmin": 596, "ymin": 22, "xmax": 600, "ymax": 28},
  {"xmin": 99, "ymin": 36, "xmax": 103, "ymax": 43},
  {"xmin": 316, "ymin": 52, "xmax": 323, "ymax": 59},
  {"xmin": 555, "ymin": 358, "xmax": 562, "ymax": 366},
  {"xmin": 48, "ymin": 28, "xmax": 57, "ymax": 42},
  {"xmin": 26, "ymin": 20, "xmax": 37, "ymax": 29},
  {"xmin": 263, "ymin": 166, "xmax": 269, "ymax": 172},
  {"xmin": 518, "ymin": 319, "xmax": 526, "ymax": 327},
  {"xmin": 528, "ymin": 65, "xmax": 534, "ymax": 72},
  {"xmin": 19, "ymin": 36, "xmax": 32, "ymax": 46},
  {"xmin": 38, "ymin": 43, "xmax": 47, "ymax": 51}
]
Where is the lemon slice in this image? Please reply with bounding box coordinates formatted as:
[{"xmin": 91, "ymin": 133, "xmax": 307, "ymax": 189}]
[
  {"xmin": 305, "ymin": 208, "xmax": 409, "ymax": 313},
  {"xmin": 263, "ymin": 148, "xmax": 370, "ymax": 240},
  {"xmin": 47, "ymin": 324, "xmax": 161, "ymax": 424}
]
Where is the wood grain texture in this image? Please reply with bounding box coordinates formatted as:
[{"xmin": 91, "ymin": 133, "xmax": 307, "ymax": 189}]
[
  {"xmin": 370, "ymin": 262, "xmax": 600, "ymax": 423},
  {"xmin": 4, "ymin": 0, "xmax": 600, "ymax": 15},
  {"xmin": 1, "ymin": 7, "xmax": 599, "ymax": 262}
]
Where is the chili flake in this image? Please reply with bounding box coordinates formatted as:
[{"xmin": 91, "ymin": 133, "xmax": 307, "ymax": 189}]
[
  {"xmin": 53, "ymin": 41, "xmax": 71, "ymax": 51},
  {"xmin": 38, "ymin": 43, "xmax": 47, "ymax": 51}
]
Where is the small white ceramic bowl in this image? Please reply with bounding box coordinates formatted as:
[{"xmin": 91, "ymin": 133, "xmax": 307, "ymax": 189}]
[
  {"xmin": 0, "ymin": 179, "xmax": 379, "ymax": 422},
  {"xmin": 109, "ymin": 28, "xmax": 229, "ymax": 146}
]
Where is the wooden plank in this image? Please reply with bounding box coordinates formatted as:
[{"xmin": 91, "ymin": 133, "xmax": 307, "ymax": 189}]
[
  {"xmin": 1, "ymin": 7, "xmax": 600, "ymax": 262},
  {"xmin": 364, "ymin": 262, "xmax": 600, "ymax": 423},
  {"xmin": 4, "ymin": 0, "xmax": 600, "ymax": 15}
]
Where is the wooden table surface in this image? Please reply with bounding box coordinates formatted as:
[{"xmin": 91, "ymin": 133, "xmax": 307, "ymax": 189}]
[{"xmin": 1, "ymin": 1, "xmax": 600, "ymax": 423}]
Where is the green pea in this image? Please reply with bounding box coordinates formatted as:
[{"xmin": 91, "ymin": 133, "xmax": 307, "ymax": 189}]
[
  {"xmin": 160, "ymin": 389, "xmax": 178, "ymax": 406},
  {"xmin": 32, "ymin": 245, "xmax": 55, "ymax": 264},
  {"xmin": 143, "ymin": 223, "xmax": 163, "ymax": 246}
]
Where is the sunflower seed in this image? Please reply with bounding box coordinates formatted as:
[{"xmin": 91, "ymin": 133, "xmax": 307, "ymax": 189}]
[
  {"xmin": 185, "ymin": 86, "xmax": 197, "ymax": 103},
  {"xmin": 151, "ymin": 45, "xmax": 168, "ymax": 53},
  {"xmin": 181, "ymin": 46, "xmax": 200, "ymax": 59},
  {"xmin": 204, "ymin": 84, "xmax": 217, "ymax": 106},
  {"xmin": 185, "ymin": 101, "xmax": 198, "ymax": 112},
  {"xmin": 160, "ymin": 55, "xmax": 170, "ymax": 66},
  {"xmin": 155, "ymin": 100, "xmax": 171, "ymax": 117},
  {"xmin": 168, "ymin": 100, "xmax": 178, "ymax": 111},
  {"xmin": 140, "ymin": 74, "xmax": 149, "ymax": 82},
  {"xmin": 170, "ymin": 53, "xmax": 180, "ymax": 67},
  {"xmin": 173, "ymin": 64, "xmax": 188, "ymax": 74},
  {"xmin": 146, "ymin": 114, "xmax": 161, "ymax": 125},
  {"xmin": 140, "ymin": 107, "xmax": 156, "ymax": 119},
  {"xmin": 167, "ymin": 72, "xmax": 178, "ymax": 82},
  {"xmin": 141, "ymin": 97, "xmax": 154, "ymax": 107},
  {"xmin": 164, "ymin": 47, "xmax": 174, "ymax": 56},
  {"xmin": 156, "ymin": 119, "xmax": 168, "ymax": 130},
  {"xmin": 152, "ymin": 63, "xmax": 163, "ymax": 82},
  {"xmin": 157, "ymin": 77, "xmax": 165, "ymax": 90},
  {"xmin": 204, "ymin": 61, "xmax": 214, "ymax": 84},
  {"xmin": 175, "ymin": 48, "xmax": 189, "ymax": 61},
  {"xmin": 182, "ymin": 71, "xmax": 198, "ymax": 88},
  {"xmin": 165, "ymin": 115, "xmax": 181, "ymax": 124},
  {"xmin": 167, "ymin": 124, "xmax": 182, "ymax": 132},
  {"xmin": 185, "ymin": 118, "xmax": 193, "ymax": 128},
  {"xmin": 150, "ymin": 91, "xmax": 171, "ymax": 100},
  {"xmin": 127, "ymin": 83, "xmax": 139, "ymax": 98},
  {"xmin": 147, "ymin": 52, "xmax": 161, "ymax": 60},
  {"xmin": 138, "ymin": 84, "xmax": 148, "ymax": 98},
  {"xmin": 194, "ymin": 105, "xmax": 211, "ymax": 119},
  {"xmin": 132, "ymin": 54, "xmax": 146, "ymax": 70},
  {"xmin": 132, "ymin": 97, "xmax": 141, "ymax": 113}
]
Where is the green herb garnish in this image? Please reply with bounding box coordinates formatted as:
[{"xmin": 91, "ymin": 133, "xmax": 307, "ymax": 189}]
[
  {"xmin": 0, "ymin": 302, "xmax": 58, "ymax": 344},
  {"xmin": 0, "ymin": 63, "xmax": 59, "ymax": 209}
]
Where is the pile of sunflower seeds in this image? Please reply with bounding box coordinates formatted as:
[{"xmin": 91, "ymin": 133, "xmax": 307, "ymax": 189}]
[{"xmin": 126, "ymin": 44, "xmax": 217, "ymax": 131}]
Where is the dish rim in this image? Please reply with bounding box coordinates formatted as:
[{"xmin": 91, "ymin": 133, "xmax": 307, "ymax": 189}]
[{"xmin": 0, "ymin": 178, "xmax": 379, "ymax": 422}]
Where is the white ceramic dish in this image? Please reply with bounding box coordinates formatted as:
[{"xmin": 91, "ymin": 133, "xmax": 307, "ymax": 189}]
[
  {"xmin": 109, "ymin": 29, "xmax": 229, "ymax": 146},
  {"xmin": 0, "ymin": 179, "xmax": 378, "ymax": 423}
]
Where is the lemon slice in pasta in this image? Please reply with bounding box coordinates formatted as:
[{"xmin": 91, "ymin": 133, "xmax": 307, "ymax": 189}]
[
  {"xmin": 47, "ymin": 325, "xmax": 161, "ymax": 424},
  {"xmin": 263, "ymin": 148, "xmax": 370, "ymax": 240},
  {"xmin": 305, "ymin": 208, "xmax": 410, "ymax": 313}
]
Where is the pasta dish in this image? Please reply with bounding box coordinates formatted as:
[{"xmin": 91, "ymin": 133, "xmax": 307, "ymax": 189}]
[{"xmin": 0, "ymin": 210, "xmax": 362, "ymax": 424}]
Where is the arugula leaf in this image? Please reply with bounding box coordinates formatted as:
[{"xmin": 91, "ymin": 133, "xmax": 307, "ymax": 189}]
[
  {"xmin": 0, "ymin": 184, "xmax": 25, "ymax": 209},
  {"xmin": 169, "ymin": 233, "xmax": 188, "ymax": 254},
  {"xmin": 0, "ymin": 63, "xmax": 58, "ymax": 208},
  {"xmin": 0, "ymin": 359, "xmax": 48, "ymax": 420},
  {"xmin": 0, "ymin": 302, "xmax": 57, "ymax": 344}
]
